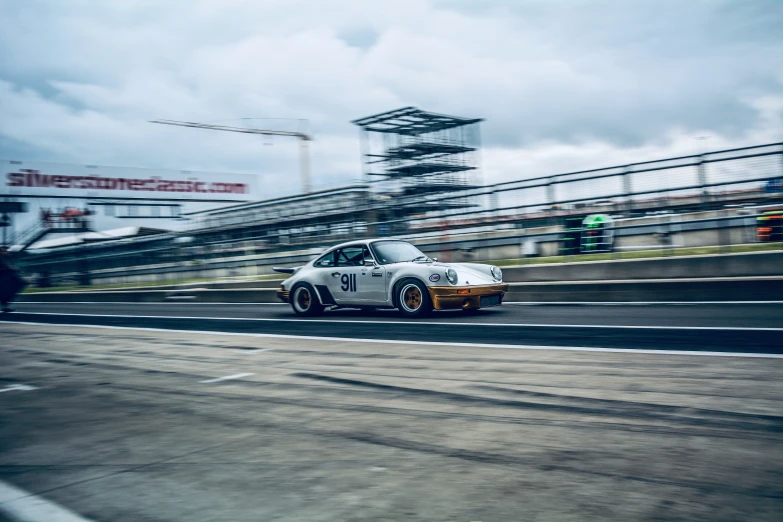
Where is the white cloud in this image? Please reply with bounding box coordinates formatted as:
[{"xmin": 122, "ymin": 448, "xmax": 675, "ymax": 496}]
[{"xmin": 484, "ymin": 93, "xmax": 783, "ymax": 184}]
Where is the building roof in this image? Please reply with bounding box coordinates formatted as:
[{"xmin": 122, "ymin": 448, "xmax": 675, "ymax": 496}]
[{"xmin": 26, "ymin": 226, "xmax": 169, "ymax": 251}]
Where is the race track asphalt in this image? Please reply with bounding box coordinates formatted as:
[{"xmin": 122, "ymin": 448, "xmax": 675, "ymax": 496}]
[
  {"xmin": 3, "ymin": 301, "xmax": 783, "ymax": 354},
  {"xmin": 2, "ymin": 297, "xmax": 783, "ymax": 522}
]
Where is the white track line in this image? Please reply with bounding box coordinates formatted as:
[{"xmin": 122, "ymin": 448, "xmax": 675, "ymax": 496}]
[
  {"xmin": 0, "ymin": 384, "xmax": 37, "ymax": 393},
  {"xmin": 505, "ymin": 300, "xmax": 783, "ymax": 305},
  {"xmin": 18, "ymin": 302, "xmax": 287, "ymax": 305},
  {"xmin": 0, "ymin": 479, "xmax": 95, "ymax": 522},
  {"xmin": 7, "ymin": 311, "xmax": 782, "ymax": 331},
  {"xmin": 18, "ymin": 301, "xmax": 783, "ymax": 305},
  {"xmin": 200, "ymin": 373, "xmax": 255, "ymax": 384},
  {"xmin": 2, "ymin": 320, "xmax": 782, "ymax": 359}
]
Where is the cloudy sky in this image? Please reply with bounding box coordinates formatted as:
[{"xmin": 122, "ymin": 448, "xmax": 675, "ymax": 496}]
[{"xmin": 1, "ymin": 0, "xmax": 782, "ymax": 229}]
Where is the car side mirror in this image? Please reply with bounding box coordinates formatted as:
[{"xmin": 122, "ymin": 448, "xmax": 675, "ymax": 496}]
[
  {"xmin": 364, "ymin": 258, "xmax": 377, "ymax": 267},
  {"xmin": 432, "ymin": 257, "xmax": 438, "ymax": 262}
]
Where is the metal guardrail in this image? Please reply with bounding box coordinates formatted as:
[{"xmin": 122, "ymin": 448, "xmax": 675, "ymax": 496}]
[
  {"xmin": 172, "ymin": 142, "xmax": 783, "ymax": 250},
  {"xmin": 369, "ymin": 142, "xmax": 783, "ymax": 227}
]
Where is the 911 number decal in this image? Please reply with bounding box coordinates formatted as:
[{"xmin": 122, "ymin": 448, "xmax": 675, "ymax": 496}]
[{"xmin": 341, "ymin": 273, "xmax": 357, "ymax": 292}]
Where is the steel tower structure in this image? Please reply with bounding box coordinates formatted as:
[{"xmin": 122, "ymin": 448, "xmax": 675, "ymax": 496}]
[{"xmin": 352, "ymin": 107, "xmax": 483, "ymax": 209}]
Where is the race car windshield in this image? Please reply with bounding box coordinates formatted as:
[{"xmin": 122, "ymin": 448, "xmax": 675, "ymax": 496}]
[{"xmin": 372, "ymin": 241, "xmax": 429, "ymax": 265}]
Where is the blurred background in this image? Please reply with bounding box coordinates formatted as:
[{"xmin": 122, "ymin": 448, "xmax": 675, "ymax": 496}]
[{"xmin": 1, "ymin": 0, "xmax": 782, "ymax": 287}]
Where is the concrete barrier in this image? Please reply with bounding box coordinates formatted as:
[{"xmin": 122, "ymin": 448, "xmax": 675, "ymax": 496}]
[
  {"xmin": 66, "ymin": 279, "xmax": 286, "ymax": 292},
  {"xmin": 504, "ymin": 277, "xmax": 783, "ymax": 302},
  {"xmin": 18, "ymin": 288, "xmax": 279, "ymax": 303},
  {"xmin": 18, "ymin": 276, "xmax": 783, "ymax": 304},
  {"xmin": 500, "ymin": 251, "xmax": 783, "ymax": 282}
]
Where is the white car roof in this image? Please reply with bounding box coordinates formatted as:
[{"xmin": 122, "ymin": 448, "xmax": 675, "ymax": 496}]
[{"xmin": 326, "ymin": 238, "xmax": 410, "ymax": 251}]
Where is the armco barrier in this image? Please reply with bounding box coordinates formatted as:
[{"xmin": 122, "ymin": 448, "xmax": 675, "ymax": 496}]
[{"xmin": 17, "ymin": 277, "xmax": 783, "ymax": 304}]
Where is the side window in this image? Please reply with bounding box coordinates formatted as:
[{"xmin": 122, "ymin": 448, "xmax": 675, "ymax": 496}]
[
  {"xmin": 336, "ymin": 246, "xmax": 365, "ymax": 267},
  {"xmin": 314, "ymin": 251, "xmax": 336, "ymax": 267},
  {"xmin": 362, "ymin": 245, "xmax": 373, "ymax": 263}
]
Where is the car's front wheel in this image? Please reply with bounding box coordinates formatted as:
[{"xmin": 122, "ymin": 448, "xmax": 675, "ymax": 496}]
[
  {"xmin": 290, "ymin": 283, "xmax": 324, "ymax": 317},
  {"xmin": 396, "ymin": 279, "xmax": 432, "ymax": 318}
]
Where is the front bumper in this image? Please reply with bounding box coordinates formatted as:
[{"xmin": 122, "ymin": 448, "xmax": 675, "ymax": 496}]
[
  {"xmin": 427, "ymin": 283, "xmax": 509, "ymax": 310},
  {"xmin": 276, "ymin": 290, "xmax": 290, "ymax": 303}
]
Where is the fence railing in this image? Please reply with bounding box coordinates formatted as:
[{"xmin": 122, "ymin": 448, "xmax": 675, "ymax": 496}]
[
  {"xmin": 15, "ymin": 142, "xmax": 783, "ymax": 287},
  {"xmin": 182, "ymin": 142, "xmax": 783, "ymax": 242},
  {"xmin": 365, "ymin": 142, "xmax": 783, "ymax": 232}
]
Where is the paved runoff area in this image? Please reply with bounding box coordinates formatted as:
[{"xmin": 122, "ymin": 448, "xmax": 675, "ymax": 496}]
[{"xmin": 1, "ymin": 322, "xmax": 782, "ymax": 521}]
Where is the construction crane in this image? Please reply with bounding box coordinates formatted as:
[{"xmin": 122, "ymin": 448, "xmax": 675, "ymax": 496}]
[{"xmin": 150, "ymin": 119, "xmax": 313, "ymax": 193}]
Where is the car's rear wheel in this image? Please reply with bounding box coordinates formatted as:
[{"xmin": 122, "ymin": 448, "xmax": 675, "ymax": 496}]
[
  {"xmin": 396, "ymin": 279, "xmax": 432, "ymax": 318},
  {"xmin": 290, "ymin": 283, "xmax": 324, "ymax": 317}
]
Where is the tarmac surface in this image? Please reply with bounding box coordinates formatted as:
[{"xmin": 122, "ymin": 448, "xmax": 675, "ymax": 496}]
[
  {"xmin": 1, "ymin": 321, "xmax": 782, "ymax": 521},
  {"xmin": 11, "ymin": 301, "xmax": 783, "ymax": 327},
  {"xmin": 4, "ymin": 302, "xmax": 783, "ymax": 354}
]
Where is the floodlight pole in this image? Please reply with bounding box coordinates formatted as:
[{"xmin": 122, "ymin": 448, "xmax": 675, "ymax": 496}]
[{"xmin": 150, "ymin": 119, "xmax": 313, "ymax": 193}]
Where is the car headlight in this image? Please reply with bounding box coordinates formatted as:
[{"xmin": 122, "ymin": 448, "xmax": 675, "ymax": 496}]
[
  {"xmin": 491, "ymin": 266, "xmax": 502, "ymax": 281},
  {"xmin": 446, "ymin": 268, "xmax": 458, "ymax": 285}
]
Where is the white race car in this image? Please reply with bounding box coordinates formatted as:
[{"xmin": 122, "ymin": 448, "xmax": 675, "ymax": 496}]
[{"xmin": 274, "ymin": 238, "xmax": 509, "ymax": 317}]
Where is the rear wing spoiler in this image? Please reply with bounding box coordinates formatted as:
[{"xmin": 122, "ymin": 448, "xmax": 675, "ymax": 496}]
[{"xmin": 272, "ymin": 266, "xmax": 301, "ymax": 275}]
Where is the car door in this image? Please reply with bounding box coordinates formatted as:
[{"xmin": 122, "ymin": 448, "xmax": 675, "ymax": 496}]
[
  {"xmin": 306, "ymin": 249, "xmax": 340, "ymax": 305},
  {"xmin": 328, "ymin": 245, "xmax": 366, "ymax": 305},
  {"xmin": 358, "ymin": 246, "xmax": 387, "ymax": 305}
]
